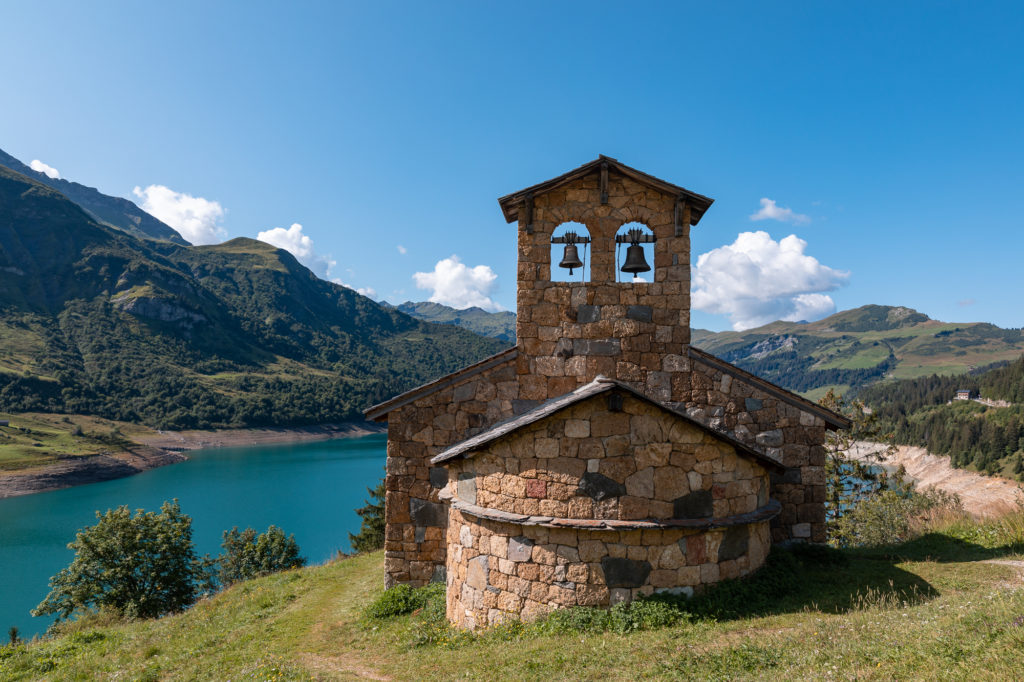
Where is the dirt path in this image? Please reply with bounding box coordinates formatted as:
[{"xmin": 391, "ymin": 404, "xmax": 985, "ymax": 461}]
[
  {"xmin": 848, "ymin": 441, "xmax": 1024, "ymax": 517},
  {"xmin": 0, "ymin": 421, "xmax": 385, "ymax": 499}
]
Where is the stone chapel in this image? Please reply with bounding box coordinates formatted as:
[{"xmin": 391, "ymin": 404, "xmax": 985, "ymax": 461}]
[{"xmin": 365, "ymin": 156, "xmax": 849, "ymax": 628}]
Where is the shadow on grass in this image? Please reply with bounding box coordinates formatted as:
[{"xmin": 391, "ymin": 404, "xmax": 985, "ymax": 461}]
[
  {"xmin": 856, "ymin": 532, "xmax": 1024, "ymax": 564},
  {"xmin": 687, "ymin": 532, "xmax": 1024, "ymax": 622}
]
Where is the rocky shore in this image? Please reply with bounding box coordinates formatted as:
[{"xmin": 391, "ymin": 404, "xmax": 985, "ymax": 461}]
[
  {"xmin": 0, "ymin": 421, "xmax": 385, "ymax": 499},
  {"xmin": 849, "ymin": 441, "xmax": 1024, "ymax": 517}
]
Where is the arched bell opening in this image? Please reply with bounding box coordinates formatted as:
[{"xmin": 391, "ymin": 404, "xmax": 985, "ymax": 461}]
[
  {"xmin": 550, "ymin": 222, "xmax": 591, "ymax": 283},
  {"xmin": 614, "ymin": 222, "xmax": 655, "ymax": 283}
]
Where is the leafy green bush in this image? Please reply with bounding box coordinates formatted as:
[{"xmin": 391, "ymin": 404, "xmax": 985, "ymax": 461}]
[
  {"xmin": 218, "ymin": 526, "xmax": 305, "ymax": 586},
  {"xmin": 365, "ymin": 583, "xmax": 444, "ymax": 619},
  {"xmin": 32, "ymin": 501, "xmax": 209, "ymax": 622},
  {"xmin": 831, "ymin": 488, "xmax": 962, "ymax": 548}
]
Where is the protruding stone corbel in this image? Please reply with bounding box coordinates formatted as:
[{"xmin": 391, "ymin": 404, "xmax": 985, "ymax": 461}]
[
  {"xmin": 674, "ymin": 196, "xmax": 690, "ymax": 237},
  {"xmin": 523, "ymin": 192, "xmax": 534, "ymax": 234},
  {"xmin": 600, "ymin": 162, "xmax": 609, "ymax": 204}
]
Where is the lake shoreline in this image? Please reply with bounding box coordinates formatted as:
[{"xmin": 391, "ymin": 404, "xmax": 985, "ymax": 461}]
[
  {"xmin": 0, "ymin": 421, "xmax": 386, "ymax": 499},
  {"xmin": 848, "ymin": 441, "xmax": 1024, "ymax": 517}
]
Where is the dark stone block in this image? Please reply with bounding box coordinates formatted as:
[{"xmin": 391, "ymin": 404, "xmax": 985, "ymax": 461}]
[
  {"xmin": 601, "ymin": 557, "xmax": 652, "ymax": 588},
  {"xmin": 554, "ymin": 337, "xmax": 574, "ymax": 358},
  {"xmin": 512, "ymin": 399, "xmax": 540, "ymax": 415},
  {"xmin": 770, "ymin": 468, "xmax": 802, "ymax": 485},
  {"xmin": 409, "ymin": 498, "xmax": 446, "ymax": 527},
  {"xmin": 673, "ymin": 490, "xmax": 713, "ymax": 519},
  {"xmin": 573, "ymin": 339, "xmax": 621, "ymax": 356},
  {"xmin": 578, "ymin": 472, "xmax": 626, "ymax": 501},
  {"xmin": 717, "ymin": 524, "xmax": 749, "ymax": 561},
  {"xmin": 745, "ymin": 398, "xmax": 763, "ymax": 412},
  {"xmin": 429, "ymin": 467, "xmax": 448, "ymax": 489},
  {"xmin": 626, "ymin": 305, "xmax": 653, "ymax": 322},
  {"xmin": 577, "ymin": 304, "xmax": 601, "ymax": 324}
]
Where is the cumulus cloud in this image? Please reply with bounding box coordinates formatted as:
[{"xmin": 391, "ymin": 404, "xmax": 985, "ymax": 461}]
[
  {"xmin": 750, "ymin": 198, "xmax": 810, "ymax": 225},
  {"xmin": 256, "ymin": 223, "xmax": 337, "ymax": 279},
  {"xmin": 30, "ymin": 159, "xmax": 60, "ymax": 179},
  {"xmin": 397, "ymin": 244, "xmax": 407, "ymax": 255},
  {"xmin": 692, "ymin": 231, "xmax": 849, "ymax": 331},
  {"xmin": 133, "ymin": 184, "xmax": 226, "ymax": 245},
  {"xmin": 413, "ymin": 255, "xmax": 502, "ymax": 311}
]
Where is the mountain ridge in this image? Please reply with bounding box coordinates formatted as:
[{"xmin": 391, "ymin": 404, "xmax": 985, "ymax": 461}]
[
  {"xmin": 0, "ymin": 164, "xmax": 506, "ymax": 430},
  {"xmin": 0, "ymin": 147, "xmax": 187, "ymax": 245}
]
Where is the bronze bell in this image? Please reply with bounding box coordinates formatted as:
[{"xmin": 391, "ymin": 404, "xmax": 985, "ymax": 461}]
[
  {"xmin": 621, "ymin": 243, "xmax": 651, "ymax": 274},
  {"xmin": 558, "ymin": 243, "xmax": 584, "ymax": 274}
]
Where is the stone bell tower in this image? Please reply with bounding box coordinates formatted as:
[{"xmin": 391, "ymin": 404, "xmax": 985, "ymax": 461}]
[{"xmin": 497, "ymin": 155, "xmax": 715, "ymax": 404}]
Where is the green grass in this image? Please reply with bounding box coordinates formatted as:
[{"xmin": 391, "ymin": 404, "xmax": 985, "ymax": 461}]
[
  {"xmin": 0, "ymin": 413, "xmax": 152, "ymax": 471},
  {"xmin": 4, "ymin": 512, "xmax": 1024, "ymax": 680}
]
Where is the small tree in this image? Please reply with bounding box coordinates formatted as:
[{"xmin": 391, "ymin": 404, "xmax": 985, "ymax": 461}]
[
  {"xmin": 348, "ymin": 480, "xmax": 385, "ymax": 553},
  {"xmin": 33, "ymin": 500, "xmax": 209, "ymax": 622},
  {"xmin": 7, "ymin": 626, "xmax": 18, "ymax": 645},
  {"xmin": 218, "ymin": 526, "xmax": 305, "ymax": 586},
  {"xmin": 818, "ymin": 389, "xmax": 898, "ymax": 545}
]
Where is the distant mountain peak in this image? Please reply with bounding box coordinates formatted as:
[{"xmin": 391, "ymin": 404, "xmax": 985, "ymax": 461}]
[
  {"xmin": 396, "ymin": 301, "xmax": 516, "ymax": 343},
  {"xmin": 0, "ymin": 147, "xmax": 188, "ymax": 245}
]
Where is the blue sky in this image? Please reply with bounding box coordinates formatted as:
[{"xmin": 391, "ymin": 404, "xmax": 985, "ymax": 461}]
[{"xmin": 2, "ymin": 1, "xmax": 1022, "ymax": 331}]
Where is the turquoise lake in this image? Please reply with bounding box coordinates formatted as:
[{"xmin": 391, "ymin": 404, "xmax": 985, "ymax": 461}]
[{"xmin": 0, "ymin": 433, "xmax": 387, "ymax": 638}]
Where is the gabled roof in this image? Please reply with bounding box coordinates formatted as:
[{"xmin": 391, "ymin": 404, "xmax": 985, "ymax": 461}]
[
  {"xmin": 688, "ymin": 346, "xmax": 852, "ymax": 430},
  {"xmin": 497, "ymin": 155, "xmax": 715, "ymax": 225},
  {"xmin": 430, "ymin": 376, "xmax": 784, "ymax": 471},
  {"xmin": 363, "ymin": 347, "xmax": 518, "ymax": 422}
]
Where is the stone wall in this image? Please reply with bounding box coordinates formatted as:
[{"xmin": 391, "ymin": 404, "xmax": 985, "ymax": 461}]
[
  {"xmin": 685, "ymin": 352, "xmax": 829, "ymax": 543},
  {"xmin": 444, "ymin": 393, "xmax": 770, "ymax": 523},
  {"xmin": 445, "ymin": 507, "xmax": 772, "ymax": 629},
  {"xmin": 383, "ymin": 355, "xmax": 519, "ymax": 587}
]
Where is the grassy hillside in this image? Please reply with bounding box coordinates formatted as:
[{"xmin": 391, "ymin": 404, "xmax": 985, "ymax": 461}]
[
  {"xmin": 395, "ymin": 301, "xmax": 517, "ymax": 343},
  {"xmin": 0, "ymin": 413, "xmax": 153, "ymax": 472},
  {"xmin": 692, "ymin": 305, "xmax": 1024, "ymax": 399},
  {"xmin": 0, "ymin": 147, "xmax": 187, "ymax": 245},
  {"xmin": 0, "ymin": 165, "xmax": 507, "ymax": 432},
  {"xmin": 3, "ymin": 511, "xmax": 1024, "ymax": 680}
]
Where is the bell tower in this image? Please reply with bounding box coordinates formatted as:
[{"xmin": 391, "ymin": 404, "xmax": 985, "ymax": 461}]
[{"xmin": 497, "ymin": 156, "xmax": 714, "ymax": 405}]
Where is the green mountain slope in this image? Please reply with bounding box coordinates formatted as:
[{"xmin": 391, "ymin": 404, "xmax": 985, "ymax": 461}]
[
  {"xmin": 860, "ymin": 356, "xmax": 1024, "ymax": 478},
  {"xmin": 0, "ymin": 147, "xmax": 187, "ymax": 245},
  {"xmin": 0, "ymin": 166, "xmax": 506, "ymax": 429},
  {"xmin": 691, "ymin": 304, "xmax": 1024, "ymax": 398},
  {"xmin": 395, "ymin": 301, "xmax": 516, "ymax": 342}
]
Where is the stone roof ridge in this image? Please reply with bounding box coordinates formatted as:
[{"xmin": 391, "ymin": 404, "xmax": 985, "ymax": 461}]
[
  {"xmin": 363, "ymin": 347, "xmax": 518, "ymax": 421},
  {"xmin": 430, "ymin": 376, "xmax": 784, "ymax": 472},
  {"xmin": 496, "ymin": 155, "xmax": 715, "ymax": 225}
]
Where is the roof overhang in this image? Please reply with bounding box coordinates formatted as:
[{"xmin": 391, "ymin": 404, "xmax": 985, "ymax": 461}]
[{"xmin": 497, "ymin": 155, "xmax": 715, "ymax": 226}]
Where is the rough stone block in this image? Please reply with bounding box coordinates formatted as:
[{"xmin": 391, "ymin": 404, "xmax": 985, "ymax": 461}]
[
  {"xmin": 745, "ymin": 398, "xmax": 763, "ymax": 412},
  {"xmin": 601, "ymin": 557, "xmax": 653, "ymax": 588},
  {"xmin": 577, "ymin": 304, "xmax": 601, "ymax": 324},
  {"xmin": 466, "ymin": 555, "xmax": 489, "ymax": 590},
  {"xmin": 508, "ymin": 536, "xmax": 535, "ymax": 562},
  {"xmin": 673, "ymin": 490, "xmax": 713, "ymax": 519},
  {"xmin": 578, "ymin": 472, "xmax": 626, "ymax": 501},
  {"xmin": 410, "ymin": 498, "xmax": 446, "ymax": 527},
  {"xmin": 626, "ymin": 305, "xmax": 653, "ymax": 322},
  {"xmin": 457, "ymin": 473, "xmax": 477, "ymax": 505},
  {"xmin": 717, "ymin": 524, "xmax": 750, "ymax": 561},
  {"xmin": 429, "ymin": 467, "xmax": 448, "ymax": 489}
]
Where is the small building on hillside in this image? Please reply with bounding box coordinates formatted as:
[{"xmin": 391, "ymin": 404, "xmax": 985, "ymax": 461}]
[
  {"xmin": 955, "ymin": 389, "xmax": 972, "ymax": 401},
  {"xmin": 365, "ymin": 156, "xmax": 850, "ymax": 628}
]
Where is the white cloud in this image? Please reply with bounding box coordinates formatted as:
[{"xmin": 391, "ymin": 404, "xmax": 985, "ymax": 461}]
[
  {"xmin": 256, "ymin": 223, "xmax": 337, "ymax": 279},
  {"xmin": 692, "ymin": 231, "xmax": 849, "ymax": 331},
  {"xmin": 30, "ymin": 159, "xmax": 60, "ymax": 179},
  {"xmin": 413, "ymin": 255, "xmax": 502, "ymax": 311},
  {"xmin": 133, "ymin": 184, "xmax": 226, "ymax": 245},
  {"xmin": 750, "ymin": 198, "xmax": 810, "ymax": 225},
  {"xmin": 397, "ymin": 244, "xmax": 407, "ymax": 255}
]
